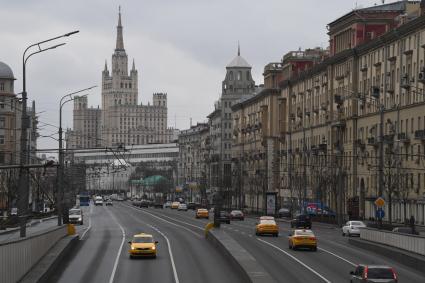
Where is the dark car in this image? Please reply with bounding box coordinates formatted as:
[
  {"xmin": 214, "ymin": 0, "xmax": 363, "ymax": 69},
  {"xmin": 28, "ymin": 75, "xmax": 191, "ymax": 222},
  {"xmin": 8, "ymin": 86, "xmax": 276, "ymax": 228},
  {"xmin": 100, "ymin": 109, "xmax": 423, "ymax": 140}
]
[
  {"xmin": 139, "ymin": 200, "xmax": 149, "ymax": 208},
  {"xmin": 291, "ymin": 214, "xmax": 312, "ymax": 229},
  {"xmin": 278, "ymin": 207, "xmax": 291, "ymax": 218},
  {"xmin": 392, "ymin": 226, "xmax": 419, "ymax": 235},
  {"xmin": 216, "ymin": 211, "xmax": 231, "ymax": 224},
  {"xmin": 230, "ymin": 210, "xmax": 244, "ymax": 220},
  {"xmin": 105, "ymin": 199, "xmax": 113, "ymax": 206},
  {"xmin": 187, "ymin": 202, "xmax": 197, "ymax": 210},
  {"xmin": 350, "ymin": 265, "xmax": 397, "ymax": 282},
  {"xmin": 153, "ymin": 202, "xmax": 163, "ymax": 209}
]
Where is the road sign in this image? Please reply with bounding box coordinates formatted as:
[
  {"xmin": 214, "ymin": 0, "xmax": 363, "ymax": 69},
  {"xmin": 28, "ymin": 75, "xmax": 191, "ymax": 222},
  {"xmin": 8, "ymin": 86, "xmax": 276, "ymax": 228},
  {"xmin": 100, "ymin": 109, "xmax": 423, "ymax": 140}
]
[
  {"xmin": 374, "ymin": 197, "xmax": 385, "ymax": 208},
  {"xmin": 376, "ymin": 208, "xmax": 385, "ymax": 219}
]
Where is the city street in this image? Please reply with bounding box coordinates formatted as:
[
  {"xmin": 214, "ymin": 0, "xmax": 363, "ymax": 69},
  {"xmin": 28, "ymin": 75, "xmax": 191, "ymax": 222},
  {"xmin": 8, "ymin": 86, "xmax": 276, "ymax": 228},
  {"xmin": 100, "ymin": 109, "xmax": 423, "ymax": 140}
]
[
  {"xmin": 48, "ymin": 203, "xmax": 244, "ymax": 283},
  {"xmin": 47, "ymin": 202, "xmax": 424, "ymax": 283}
]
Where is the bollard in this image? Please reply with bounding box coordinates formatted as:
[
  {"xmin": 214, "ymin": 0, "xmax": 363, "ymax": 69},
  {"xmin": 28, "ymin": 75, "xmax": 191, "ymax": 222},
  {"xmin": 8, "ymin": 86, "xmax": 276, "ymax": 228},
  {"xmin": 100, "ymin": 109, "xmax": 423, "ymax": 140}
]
[
  {"xmin": 205, "ymin": 222, "xmax": 214, "ymax": 237},
  {"xmin": 67, "ymin": 223, "xmax": 76, "ymax": 235}
]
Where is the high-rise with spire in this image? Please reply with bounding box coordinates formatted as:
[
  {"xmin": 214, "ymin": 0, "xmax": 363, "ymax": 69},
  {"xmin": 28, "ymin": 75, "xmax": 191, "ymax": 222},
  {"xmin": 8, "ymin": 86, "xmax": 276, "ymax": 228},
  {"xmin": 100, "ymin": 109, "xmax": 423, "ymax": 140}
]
[{"xmin": 68, "ymin": 8, "xmax": 173, "ymax": 149}]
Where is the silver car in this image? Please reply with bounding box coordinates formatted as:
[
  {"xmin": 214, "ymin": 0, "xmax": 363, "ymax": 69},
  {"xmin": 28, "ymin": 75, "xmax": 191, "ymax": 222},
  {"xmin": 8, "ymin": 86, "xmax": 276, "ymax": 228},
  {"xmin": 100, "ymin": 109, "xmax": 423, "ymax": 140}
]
[
  {"xmin": 69, "ymin": 208, "xmax": 83, "ymax": 225},
  {"xmin": 350, "ymin": 265, "xmax": 397, "ymax": 283}
]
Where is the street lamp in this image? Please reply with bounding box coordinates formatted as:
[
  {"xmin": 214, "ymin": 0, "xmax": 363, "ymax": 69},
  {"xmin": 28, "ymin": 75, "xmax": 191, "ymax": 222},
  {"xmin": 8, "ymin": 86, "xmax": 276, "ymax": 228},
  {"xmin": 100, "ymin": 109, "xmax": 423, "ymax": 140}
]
[
  {"xmin": 18, "ymin": 30, "xmax": 79, "ymax": 237},
  {"xmin": 58, "ymin": 87, "xmax": 96, "ymax": 225}
]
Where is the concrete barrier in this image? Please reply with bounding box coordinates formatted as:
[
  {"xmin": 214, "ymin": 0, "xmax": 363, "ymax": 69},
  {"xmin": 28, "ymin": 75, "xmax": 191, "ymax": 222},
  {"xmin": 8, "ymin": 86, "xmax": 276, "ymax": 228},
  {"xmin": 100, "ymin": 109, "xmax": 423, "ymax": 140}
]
[
  {"xmin": 360, "ymin": 227, "xmax": 425, "ymax": 256},
  {"xmin": 206, "ymin": 228, "xmax": 276, "ymax": 283},
  {"xmin": 0, "ymin": 225, "xmax": 67, "ymax": 283}
]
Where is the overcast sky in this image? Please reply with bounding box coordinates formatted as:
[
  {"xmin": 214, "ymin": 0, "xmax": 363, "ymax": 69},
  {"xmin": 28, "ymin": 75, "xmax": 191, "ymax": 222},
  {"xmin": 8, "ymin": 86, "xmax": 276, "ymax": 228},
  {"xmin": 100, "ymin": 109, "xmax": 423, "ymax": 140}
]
[{"xmin": 1, "ymin": 0, "xmax": 386, "ymax": 151}]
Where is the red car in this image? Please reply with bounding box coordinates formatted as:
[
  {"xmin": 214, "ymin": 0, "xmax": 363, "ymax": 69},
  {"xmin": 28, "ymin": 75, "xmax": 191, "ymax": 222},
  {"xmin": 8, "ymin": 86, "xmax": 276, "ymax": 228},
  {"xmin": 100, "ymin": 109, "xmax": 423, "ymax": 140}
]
[{"xmin": 230, "ymin": 210, "xmax": 244, "ymax": 221}]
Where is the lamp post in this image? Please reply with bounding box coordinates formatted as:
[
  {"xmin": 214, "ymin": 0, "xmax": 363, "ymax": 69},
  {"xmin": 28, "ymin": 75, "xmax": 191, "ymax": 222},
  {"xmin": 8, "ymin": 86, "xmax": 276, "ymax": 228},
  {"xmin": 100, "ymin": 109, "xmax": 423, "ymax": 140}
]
[
  {"xmin": 58, "ymin": 87, "xmax": 96, "ymax": 225},
  {"xmin": 18, "ymin": 30, "xmax": 79, "ymax": 237}
]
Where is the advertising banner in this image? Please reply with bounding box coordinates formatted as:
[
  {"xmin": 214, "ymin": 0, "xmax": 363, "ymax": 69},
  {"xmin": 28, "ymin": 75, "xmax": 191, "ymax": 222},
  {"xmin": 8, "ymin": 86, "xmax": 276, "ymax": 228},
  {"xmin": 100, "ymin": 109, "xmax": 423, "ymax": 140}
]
[{"xmin": 266, "ymin": 192, "xmax": 277, "ymax": 215}]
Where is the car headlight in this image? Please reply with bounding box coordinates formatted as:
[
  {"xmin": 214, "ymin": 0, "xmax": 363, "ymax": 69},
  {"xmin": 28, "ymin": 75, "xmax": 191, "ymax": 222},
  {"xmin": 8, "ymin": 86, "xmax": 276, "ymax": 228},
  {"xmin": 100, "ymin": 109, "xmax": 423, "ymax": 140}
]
[
  {"xmin": 78, "ymin": 217, "xmax": 82, "ymax": 221},
  {"xmin": 131, "ymin": 246, "xmax": 136, "ymax": 250},
  {"xmin": 151, "ymin": 246, "xmax": 156, "ymax": 250}
]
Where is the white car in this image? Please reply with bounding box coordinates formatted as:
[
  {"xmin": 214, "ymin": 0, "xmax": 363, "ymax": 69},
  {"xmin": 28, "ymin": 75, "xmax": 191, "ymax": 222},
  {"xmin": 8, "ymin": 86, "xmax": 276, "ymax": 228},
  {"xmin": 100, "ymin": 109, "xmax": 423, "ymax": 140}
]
[
  {"xmin": 342, "ymin": 221, "xmax": 366, "ymax": 237},
  {"xmin": 178, "ymin": 203, "xmax": 188, "ymax": 211},
  {"xmin": 69, "ymin": 208, "xmax": 83, "ymax": 225},
  {"xmin": 94, "ymin": 196, "xmax": 103, "ymax": 206}
]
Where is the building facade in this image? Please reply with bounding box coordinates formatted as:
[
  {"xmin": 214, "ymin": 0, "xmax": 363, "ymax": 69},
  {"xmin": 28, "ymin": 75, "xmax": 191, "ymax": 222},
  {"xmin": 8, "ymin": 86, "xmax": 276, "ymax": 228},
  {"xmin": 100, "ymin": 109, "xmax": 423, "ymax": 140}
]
[
  {"xmin": 277, "ymin": 2, "xmax": 425, "ymax": 224},
  {"xmin": 177, "ymin": 123, "xmax": 209, "ymax": 202},
  {"xmin": 207, "ymin": 47, "xmax": 256, "ymax": 200},
  {"xmin": 67, "ymin": 9, "xmax": 174, "ymax": 150}
]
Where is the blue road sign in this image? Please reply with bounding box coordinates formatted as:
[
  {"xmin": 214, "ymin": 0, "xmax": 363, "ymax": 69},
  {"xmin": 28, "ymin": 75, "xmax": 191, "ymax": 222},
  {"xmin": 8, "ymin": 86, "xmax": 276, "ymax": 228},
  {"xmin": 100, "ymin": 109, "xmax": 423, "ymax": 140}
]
[{"xmin": 376, "ymin": 208, "xmax": 385, "ymax": 219}]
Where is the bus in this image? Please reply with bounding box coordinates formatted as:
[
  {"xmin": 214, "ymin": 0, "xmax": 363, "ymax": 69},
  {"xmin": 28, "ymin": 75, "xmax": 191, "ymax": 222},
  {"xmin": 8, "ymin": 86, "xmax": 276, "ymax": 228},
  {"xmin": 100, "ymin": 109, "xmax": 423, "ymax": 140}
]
[{"xmin": 77, "ymin": 193, "xmax": 90, "ymax": 206}]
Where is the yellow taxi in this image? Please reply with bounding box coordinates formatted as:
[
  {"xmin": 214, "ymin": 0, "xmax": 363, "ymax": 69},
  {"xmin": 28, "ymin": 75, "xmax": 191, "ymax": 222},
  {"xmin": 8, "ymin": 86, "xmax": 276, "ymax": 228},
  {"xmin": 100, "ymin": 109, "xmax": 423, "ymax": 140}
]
[
  {"xmin": 128, "ymin": 233, "xmax": 158, "ymax": 258},
  {"xmin": 171, "ymin": 201, "xmax": 180, "ymax": 209},
  {"xmin": 196, "ymin": 208, "xmax": 209, "ymax": 219},
  {"xmin": 255, "ymin": 216, "xmax": 279, "ymax": 237},
  {"xmin": 288, "ymin": 229, "xmax": 317, "ymax": 251}
]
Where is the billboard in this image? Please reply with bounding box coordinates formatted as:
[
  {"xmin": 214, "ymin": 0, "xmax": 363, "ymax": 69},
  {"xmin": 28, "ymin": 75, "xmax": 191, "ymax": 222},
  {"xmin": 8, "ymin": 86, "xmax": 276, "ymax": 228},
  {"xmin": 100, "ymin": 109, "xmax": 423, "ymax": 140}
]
[{"xmin": 266, "ymin": 192, "xmax": 277, "ymax": 215}]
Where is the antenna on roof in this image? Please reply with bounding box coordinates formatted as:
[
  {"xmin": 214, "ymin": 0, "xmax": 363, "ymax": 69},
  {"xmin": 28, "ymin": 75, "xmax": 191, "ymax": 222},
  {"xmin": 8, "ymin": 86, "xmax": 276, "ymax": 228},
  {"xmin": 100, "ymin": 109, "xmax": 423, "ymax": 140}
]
[{"xmin": 237, "ymin": 41, "xmax": 240, "ymax": 56}]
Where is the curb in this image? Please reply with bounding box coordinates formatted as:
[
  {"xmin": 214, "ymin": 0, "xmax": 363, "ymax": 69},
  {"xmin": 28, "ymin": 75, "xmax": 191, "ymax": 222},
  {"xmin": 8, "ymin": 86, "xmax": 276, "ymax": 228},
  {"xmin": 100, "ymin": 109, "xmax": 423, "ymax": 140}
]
[
  {"xmin": 20, "ymin": 234, "xmax": 79, "ymax": 283},
  {"xmin": 348, "ymin": 238, "xmax": 425, "ymax": 274},
  {"xmin": 206, "ymin": 228, "xmax": 276, "ymax": 283}
]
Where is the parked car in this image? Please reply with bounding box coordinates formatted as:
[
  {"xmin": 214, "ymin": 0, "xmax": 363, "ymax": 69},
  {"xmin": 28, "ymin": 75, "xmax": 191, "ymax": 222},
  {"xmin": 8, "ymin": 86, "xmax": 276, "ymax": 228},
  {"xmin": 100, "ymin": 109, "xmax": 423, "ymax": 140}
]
[
  {"xmin": 392, "ymin": 226, "xmax": 419, "ymax": 235},
  {"xmin": 164, "ymin": 201, "xmax": 172, "ymax": 208},
  {"xmin": 171, "ymin": 202, "xmax": 180, "ymax": 209},
  {"xmin": 178, "ymin": 203, "xmax": 188, "ymax": 211},
  {"xmin": 230, "ymin": 210, "xmax": 244, "ymax": 220},
  {"xmin": 196, "ymin": 208, "xmax": 209, "ymax": 219},
  {"xmin": 342, "ymin": 221, "xmax": 366, "ymax": 237},
  {"xmin": 291, "ymin": 214, "xmax": 312, "ymax": 229},
  {"xmin": 350, "ymin": 265, "xmax": 397, "ymax": 282},
  {"xmin": 278, "ymin": 207, "xmax": 291, "ymax": 218},
  {"xmin": 216, "ymin": 211, "xmax": 231, "ymax": 224},
  {"xmin": 68, "ymin": 208, "xmax": 83, "ymax": 225},
  {"xmin": 105, "ymin": 199, "xmax": 113, "ymax": 206},
  {"xmin": 153, "ymin": 201, "xmax": 164, "ymax": 209}
]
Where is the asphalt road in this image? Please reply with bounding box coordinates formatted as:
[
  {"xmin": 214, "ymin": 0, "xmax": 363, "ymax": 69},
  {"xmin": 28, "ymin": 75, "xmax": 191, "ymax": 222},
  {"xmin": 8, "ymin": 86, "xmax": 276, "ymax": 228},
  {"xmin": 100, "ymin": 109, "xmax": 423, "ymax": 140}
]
[
  {"xmin": 135, "ymin": 205, "xmax": 425, "ymax": 283},
  {"xmin": 49, "ymin": 202, "xmax": 244, "ymax": 283}
]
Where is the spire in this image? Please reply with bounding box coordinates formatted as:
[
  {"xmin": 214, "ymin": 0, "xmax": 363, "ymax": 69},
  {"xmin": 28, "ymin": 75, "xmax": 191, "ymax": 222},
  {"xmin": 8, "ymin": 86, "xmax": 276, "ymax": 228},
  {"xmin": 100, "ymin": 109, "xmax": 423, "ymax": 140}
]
[
  {"xmin": 115, "ymin": 6, "xmax": 124, "ymax": 51},
  {"xmin": 104, "ymin": 60, "xmax": 108, "ymax": 71},
  {"xmin": 132, "ymin": 59, "xmax": 135, "ymax": 71},
  {"xmin": 238, "ymin": 41, "xmax": 240, "ymax": 56}
]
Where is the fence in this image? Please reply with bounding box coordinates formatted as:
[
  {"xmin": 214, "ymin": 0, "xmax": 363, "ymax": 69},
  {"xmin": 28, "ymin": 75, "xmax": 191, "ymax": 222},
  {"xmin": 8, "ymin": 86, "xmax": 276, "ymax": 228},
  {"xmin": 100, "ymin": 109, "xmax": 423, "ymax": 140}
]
[
  {"xmin": 0, "ymin": 225, "xmax": 67, "ymax": 283},
  {"xmin": 360, "ymin": 227, "xmax": 425, "ymax": 256}
]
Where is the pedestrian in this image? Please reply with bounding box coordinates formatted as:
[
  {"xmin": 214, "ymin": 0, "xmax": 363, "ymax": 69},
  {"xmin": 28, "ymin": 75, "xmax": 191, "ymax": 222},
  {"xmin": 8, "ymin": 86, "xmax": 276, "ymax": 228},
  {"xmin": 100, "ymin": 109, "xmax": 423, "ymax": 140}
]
[{"xmin": 409, "ymin": 215, "xmax": 416, "ymax": 234}]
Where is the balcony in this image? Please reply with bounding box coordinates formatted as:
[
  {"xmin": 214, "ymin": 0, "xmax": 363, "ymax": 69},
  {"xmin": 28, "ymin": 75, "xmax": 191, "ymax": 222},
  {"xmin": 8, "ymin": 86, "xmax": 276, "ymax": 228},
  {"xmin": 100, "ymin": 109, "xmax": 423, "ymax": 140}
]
[
  {"xmin": 397, "ymin": 132, "xmax": 410, "ymax": 143},
  {"xmin": 383, "ymin": 134, "xmax": 394, "ymax": 144},
  {"xmin": 367, "ymin": 137, "xmax": 378, "ymax": 147},
  {"xmin": 414, "ymin": 130, "xmax": 425, "ymax": 140}
]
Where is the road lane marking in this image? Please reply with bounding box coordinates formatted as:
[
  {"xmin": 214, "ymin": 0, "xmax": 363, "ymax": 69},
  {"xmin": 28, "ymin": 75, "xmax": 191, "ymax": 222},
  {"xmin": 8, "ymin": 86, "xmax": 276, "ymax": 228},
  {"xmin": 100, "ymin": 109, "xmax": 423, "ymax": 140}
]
[
  {"xmin": 107, "ymin": 209, "xmax": 126, "ymax": 283},
  {"xmin": 80, "ymin": 204, "xmax": 93, "ymax": 240},
  {"xmin": 317, "ymin": 247, "xmax": 356, "ymax": 267},
  {"xmin": 257, "ymin": 238, "xmax": 331, "ymax": 283},
  {"xmin": 123, "ymin": 204, "xmax": 202, "ymax": 238},
  {"xmin": 148, "ymin": 225, "xmax": 180, "ymax": 283}
]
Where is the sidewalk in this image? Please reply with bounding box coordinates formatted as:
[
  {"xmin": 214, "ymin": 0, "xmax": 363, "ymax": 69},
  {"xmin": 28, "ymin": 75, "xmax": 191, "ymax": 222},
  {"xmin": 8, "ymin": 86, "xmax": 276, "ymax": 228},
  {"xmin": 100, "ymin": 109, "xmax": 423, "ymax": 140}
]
[{"xmin": 0, "ymin": 217, "xmax": 59, "ymax": 243}]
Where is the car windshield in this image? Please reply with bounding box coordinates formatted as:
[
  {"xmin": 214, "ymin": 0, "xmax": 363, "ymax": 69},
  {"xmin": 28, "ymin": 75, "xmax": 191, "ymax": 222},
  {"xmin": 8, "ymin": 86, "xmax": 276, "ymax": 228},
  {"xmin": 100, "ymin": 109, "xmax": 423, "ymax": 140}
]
[
  {"xmin": 231, "ymin": 210, "xmax": 242, "ymax": 214},
  {"xmin": 69, "ymin": 210, "xmax": 80, "ymax": 215},
  {"xmin": 367, "ymin": 268, "xmax": 394, "ymax": 279},
  {"xmin": 351, "ymin": 221, "xmax": 364, "ymax": 226},
  {"xmin": 133, "ymin": 237, "xmax": 153, "ymax": 243},
  {"xmin": 260, "ymin": 220, "xmax": 276, "ymax": 225}
]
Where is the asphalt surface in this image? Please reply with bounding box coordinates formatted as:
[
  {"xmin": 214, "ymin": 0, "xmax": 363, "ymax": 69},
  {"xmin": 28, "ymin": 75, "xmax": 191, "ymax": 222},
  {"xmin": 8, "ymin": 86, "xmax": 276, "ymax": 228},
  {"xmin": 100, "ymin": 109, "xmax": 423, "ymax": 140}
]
[
  {"xmin": 49, "ymin": 202, "xmax": 244, "ymax": 283},
  {"xmin": 131, "ymin": 205, "xmax": 425, "ymax": 283}
]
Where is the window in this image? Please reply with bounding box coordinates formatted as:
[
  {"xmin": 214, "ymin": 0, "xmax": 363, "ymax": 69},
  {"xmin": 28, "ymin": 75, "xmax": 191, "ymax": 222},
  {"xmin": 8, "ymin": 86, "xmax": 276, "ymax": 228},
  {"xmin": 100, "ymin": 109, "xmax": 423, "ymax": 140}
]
[
  {"xmin": 229, "ymin": 71, "xmax": 233, "ymax": 81},
  {"xmin": 237, "ymin": 71, "xmax": 241, "ymax": 80},
  {"xmin": 0, "ymin": 135, "xmax": 4, "ymax": 144},
  {"xmin": 0, "ymin": 82, "xmax": 4, "ymax": 91},
  {"xmin": 246, "ymin": 71, "xmax": 250, "ymax": 80}
]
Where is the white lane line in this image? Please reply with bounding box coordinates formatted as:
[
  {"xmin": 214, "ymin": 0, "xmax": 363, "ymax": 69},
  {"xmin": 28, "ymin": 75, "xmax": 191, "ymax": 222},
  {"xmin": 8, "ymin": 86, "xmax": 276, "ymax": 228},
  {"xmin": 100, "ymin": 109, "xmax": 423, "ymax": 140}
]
[
  {"xmin": 107, "ymin": 209, "xmax": 126, "ymax": 283},
  {"xmin": 125, "ymin": 204, "xmax": 202, "ymax": 238},
  {"xmin": 257, "ymin": 238, "xmax": 331, "ymax": 283},
  {"xmin": 80, "ymin": 204, "xmax": 93, "ymax": 240},
  {"xmin": 148, "ymin": 224, "xmax": 180, "ymax": 283},
  {"xmin": 318, "ymin": 247, "xmax": 356, "ymax": 267}
]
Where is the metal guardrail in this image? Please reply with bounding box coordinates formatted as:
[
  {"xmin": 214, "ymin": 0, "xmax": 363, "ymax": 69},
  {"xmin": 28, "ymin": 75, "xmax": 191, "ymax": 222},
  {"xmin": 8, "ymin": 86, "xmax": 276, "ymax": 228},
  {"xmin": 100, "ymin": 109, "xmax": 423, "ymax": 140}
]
[
  {"xmin": 360, "ymin": 227, "xmax": 425, "ymax": 256},
  {"xmin": 0, "ymin": 225, "xmax": 67, "ymax": 283}
]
